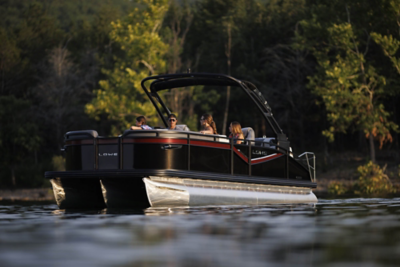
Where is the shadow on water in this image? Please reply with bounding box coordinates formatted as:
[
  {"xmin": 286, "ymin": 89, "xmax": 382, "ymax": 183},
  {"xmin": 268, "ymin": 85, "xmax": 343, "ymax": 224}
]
[{"xmin": 1, "ymin": 198, "xmax": 400, "ymax": 267}]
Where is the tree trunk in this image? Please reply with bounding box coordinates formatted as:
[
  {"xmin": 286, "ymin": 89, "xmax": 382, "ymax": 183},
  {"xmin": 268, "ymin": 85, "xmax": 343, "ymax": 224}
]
[
  {"xmin": 222, "ymin": 86, "xmax": 231, "ymax": 135},
  {"xmin": 222, "ymin": 22, "xmax": 232, "ymax": 135},
  {"xmin": 299, "ymin": 114, "xmax": 305, "ymax": 152},
  {"xmin": 369, "ymin": 132, "xmax": 376, "ymax": 163}
]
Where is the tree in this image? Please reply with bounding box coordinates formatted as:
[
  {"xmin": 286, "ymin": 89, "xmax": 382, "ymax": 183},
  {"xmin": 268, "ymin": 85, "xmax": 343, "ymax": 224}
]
[
  {"xmin": 0, "ymin": 96, "xmax": 40, "ymax": 186},
  {"xmin": 261, "ymin": 44, "xmax": 315, "ymax": 151},
  {"xmin": 372, "ymin": 33, "xmax": 400, "ymax": 74},
  {"xmin": 186, "ymin": 0, "xmax": 252, "ymax": 134},
  {"xmin": 0, "ymin": 27, "xmax": 24, "ymax": 95},
  {"xmin": 161, "ymin": 0, "xmax": 199, "ymax": 128},
  {"xmin": 32, "ymin": 46, "xmax": 96, "ymax": 150},
  {"xmin": 296, "ymin": 2, "xmax": 399, "ymax": 162},
  {"xmin": 86, "ymin": 0, "xmax": 170, "ymax": 135}
]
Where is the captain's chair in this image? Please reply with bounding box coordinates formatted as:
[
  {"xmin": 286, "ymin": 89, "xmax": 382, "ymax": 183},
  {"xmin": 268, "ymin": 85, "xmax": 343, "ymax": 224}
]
[
  {"xmin": 175, "ymin": 124, "xmax": 190, "ymax": 131},
  {"xmin": 65, "ymin": 130, "xmax": 98, "ymax": 140},
  {"xmin": 241, "ymin": 127, "xmax": 255, "ymax": 144}
]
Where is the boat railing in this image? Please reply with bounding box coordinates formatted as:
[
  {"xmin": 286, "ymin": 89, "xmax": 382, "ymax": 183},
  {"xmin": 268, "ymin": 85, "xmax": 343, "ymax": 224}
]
[
  {"xmin": 125, "ymin": 130, "xmax": 292, "ymax": 177},
  {"xmin": 63, "ymin": 129, "xmax": 314, "ymax": 182},
  {"xmin": 297, "ymin": 152, "xmax": 316, "ymax": 182}
]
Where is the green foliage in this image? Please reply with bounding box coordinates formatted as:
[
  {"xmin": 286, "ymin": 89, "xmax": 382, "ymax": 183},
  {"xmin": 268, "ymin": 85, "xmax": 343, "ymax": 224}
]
[
  {"xmin": 0, "ymin": 96, "xmax": 41, "ymax": 155},
  {"xmin": 355, "ymin": 161, "xmax": 396, "ymax": 197},
  {"xmin": 86, "ymin": 0, "xmax": 170, "ymax": 134},
  {"xmin": 297, "ymin": 6, "xmax": 399, "ymax": 149},
  {"xmin": 328, "ymin": 181, "xmax": 349, "ymax": 196},
  {"xmin": 0, "ymin": 27, "xmax": 21, "ymax": 73},
  {"xmin": 398, "ymin": 164, "xmax": 400, "ymax": 179},
  {"xmin": 0, "ymin": 96, "xmax": 41, "ymax": 186},
  {"xmin": 1, "ymin": 0, "xmax": 400, "ymax": 188},
  {"xmin": 372, "ymin": 32, "xmax": 400, "ymax": 74},
  {"xmin": 52, "ymin": 155, "xmax": 65, "ymax": 172}
]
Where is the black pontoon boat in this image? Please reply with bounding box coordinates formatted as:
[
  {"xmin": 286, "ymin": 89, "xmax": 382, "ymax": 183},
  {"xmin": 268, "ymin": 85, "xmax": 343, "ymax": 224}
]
[{"xmin": 45, "ymin": 73, "xmax": 317, "ymax": 209}]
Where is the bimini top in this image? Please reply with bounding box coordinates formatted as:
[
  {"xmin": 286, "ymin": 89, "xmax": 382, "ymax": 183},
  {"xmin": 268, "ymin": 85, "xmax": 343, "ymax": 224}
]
[
  {"xmin": 141, "ymin": 72, "xmax": 288, "ymax": 147},
  {"xmin": 142, "ymin": 73, "xmax": 257, "ymax": 93}
]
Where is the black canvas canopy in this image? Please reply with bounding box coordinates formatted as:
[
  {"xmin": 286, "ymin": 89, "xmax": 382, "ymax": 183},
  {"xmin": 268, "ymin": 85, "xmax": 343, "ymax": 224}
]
[
  {"xmin": 150, "ymin": 75, "xmax": 240, "ymax": 92},
  {"xmin": 141, "ymin": 73, "xmax": 289, "ymax": 149}
]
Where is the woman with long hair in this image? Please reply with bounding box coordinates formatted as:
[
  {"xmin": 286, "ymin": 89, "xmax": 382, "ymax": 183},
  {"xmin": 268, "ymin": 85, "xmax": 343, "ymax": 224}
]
[
  {"xmin": 199, "ymin": 114, "xmax": 218, "ymax": 135},
  {"xmin": 228, "ymin": 121, "xmax": 244, "ymax": 144},
  {"xmin": 130, "ymin": 115, "xmax": 152, "ymax": 130}
]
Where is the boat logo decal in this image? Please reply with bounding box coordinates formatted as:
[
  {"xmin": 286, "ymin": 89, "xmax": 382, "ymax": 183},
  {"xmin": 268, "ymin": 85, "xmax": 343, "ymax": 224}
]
[
  {"xmin": 235, "ymin": 149, "xmax": 283, "ymax": 165},
  {"xmin": 98, "ymin": 153, "xmax": 118, "ymax": 157},
  {"xmin": 252, "ymin": 150, "xmax": 267, "ymax": 156}
]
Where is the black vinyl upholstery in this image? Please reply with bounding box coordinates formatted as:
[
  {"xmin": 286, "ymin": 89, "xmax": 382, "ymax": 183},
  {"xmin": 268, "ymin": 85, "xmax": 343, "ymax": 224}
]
[{"xmin": 65, "ymin": 130, "xmax": 98, "ymax": 140}]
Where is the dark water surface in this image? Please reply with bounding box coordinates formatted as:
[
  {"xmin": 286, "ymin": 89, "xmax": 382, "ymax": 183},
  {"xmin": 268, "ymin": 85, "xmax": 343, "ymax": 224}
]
[{"xmin": 0, "ymin": 199, "xmax": 400, "ymax": 267}]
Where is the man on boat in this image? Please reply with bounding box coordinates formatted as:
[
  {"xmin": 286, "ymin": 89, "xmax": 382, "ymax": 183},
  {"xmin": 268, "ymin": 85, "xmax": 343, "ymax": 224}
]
[{"xmin": 168, "ymin": 114, "xmax": 190, "ymax": 131}]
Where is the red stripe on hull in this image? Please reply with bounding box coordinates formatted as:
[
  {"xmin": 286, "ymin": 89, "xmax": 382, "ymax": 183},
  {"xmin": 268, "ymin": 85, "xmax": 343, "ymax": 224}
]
[
  {"xmin": 251, "ymin": 153, "xmax": 283, "ymax": 164},
  {"xmin": 123, "ymin": 138, "xmax": 187, "ymax": 145},
  {"xmin": 66, "ymin": 140, "xmax": 94, "ymax": 145},
  {"xmin": 190, "ymin": 140, "xmax": 230, "ymax": 149},
  {"xmin": 98, "ymin": 139, "xmax": 119, "ymax": 144},
  {"xmin": 233, "ymin": 148, "xmax": 249, "ymax": 162},
  {"xmin": 121, "ymin": 137, "xmax": 284, "ymax": 165}
]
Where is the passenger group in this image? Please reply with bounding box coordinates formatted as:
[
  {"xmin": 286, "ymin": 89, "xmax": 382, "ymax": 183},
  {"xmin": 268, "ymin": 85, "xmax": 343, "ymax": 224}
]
[{"xmin": 129, "ymin": 114, "xmax": 244, "ymax": 143}]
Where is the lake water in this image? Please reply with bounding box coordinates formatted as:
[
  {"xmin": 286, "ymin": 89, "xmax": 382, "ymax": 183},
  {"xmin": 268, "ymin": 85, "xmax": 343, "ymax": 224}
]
[{"xmin": 0, "ymin": 198, "xmax": 400, "ymax": 267}]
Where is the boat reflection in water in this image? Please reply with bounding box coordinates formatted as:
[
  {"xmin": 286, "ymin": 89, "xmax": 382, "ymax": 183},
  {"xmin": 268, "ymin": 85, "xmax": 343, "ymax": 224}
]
[
  {"xmin": 45, "ymin": 73, "xmax": 317, "ymax": 209},
  {"xmin": 3, "ymin": 199, "xmax": 400, "ymax": 266}
]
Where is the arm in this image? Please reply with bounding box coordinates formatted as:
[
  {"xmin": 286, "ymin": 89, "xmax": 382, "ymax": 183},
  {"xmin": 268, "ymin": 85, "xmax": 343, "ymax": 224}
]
[
  {"xmin": 200, "ymin": 126, "xmax": 214, "ymax": 135},
  {"xmin": 130, "ymin": 126, "xmax": 143, "ymax": 130},
  {"xmin": 236, "ymin": 133, "xmax": 244, "ymax": 144}
]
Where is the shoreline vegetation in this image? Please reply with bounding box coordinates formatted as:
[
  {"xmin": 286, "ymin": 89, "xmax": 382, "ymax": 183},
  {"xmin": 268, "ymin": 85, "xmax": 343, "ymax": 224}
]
[
  {"xmin": 318, "ymin": 151, "xmax": 400, "ymax": 198},
  {"xmin": 0, "ymin": 188, "xmax": 54, "ymax": 202}
]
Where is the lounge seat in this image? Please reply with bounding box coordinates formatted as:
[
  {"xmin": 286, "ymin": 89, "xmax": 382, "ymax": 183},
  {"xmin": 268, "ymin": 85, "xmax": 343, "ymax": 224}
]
[
  {"xmin": 255, "ymin": 137, "xmax": 276, "ymax": 149},
  {"xmin": 65, "ymin": 130, "xmax": 98, "ymax": 140},
  {"xmin": 174, "ymin": 124, "xmax": 190, "ymax": 131},
  {"xmin": 241, "ymin": 127, "xmax": 255, "ymax": 144}
]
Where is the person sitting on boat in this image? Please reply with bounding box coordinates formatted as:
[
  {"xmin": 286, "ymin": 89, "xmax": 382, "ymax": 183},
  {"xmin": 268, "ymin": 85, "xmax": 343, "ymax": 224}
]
[
  {"xmin": 168, "ymin": 114, "xmax": 189, "ymax": 131},
  {"xmin": 199, "ymin": 113, "xmax": 218, "ymax": 134},
  {"xmin": 130, "ymin": 116, "xmax": 152, "ymax": 130},
  {"xmin": 228, "ymin": 121, "xmax": 244, "ymax": 144}
]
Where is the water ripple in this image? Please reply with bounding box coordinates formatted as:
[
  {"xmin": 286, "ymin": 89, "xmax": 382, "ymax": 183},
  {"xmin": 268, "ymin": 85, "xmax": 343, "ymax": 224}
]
[{"xmin": 0, "ymin": 199, "xmax": 399, "ymax": 267}]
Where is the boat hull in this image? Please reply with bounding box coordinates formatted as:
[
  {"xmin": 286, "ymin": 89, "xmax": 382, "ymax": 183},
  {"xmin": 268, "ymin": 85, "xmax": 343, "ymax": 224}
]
[
  {"xmin": 143, "ymin": 176, "xmax": 317, "ymax": 207},
  {"xmin": 48, "ymin": 169, "xmax": 317, "ymax": 209},
  {"xmin": 46, "ymin": 128, "xmax": 318, "ymax": 209},
  {"xmin": 50, "ymin": 178, "xmax": 106, "ymax": 209},
  {"xmin": 101, "ymin": 178, "xmax": 150, "ymax": 208}
]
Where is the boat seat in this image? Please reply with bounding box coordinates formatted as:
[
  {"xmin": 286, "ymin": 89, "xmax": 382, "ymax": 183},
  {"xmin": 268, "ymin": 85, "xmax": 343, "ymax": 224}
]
[
  {"xmin": 241, "ymin": 127, "xmax": 255, "ymax": 144},
  {"xmin": 174, "ymin": 124, "xmax": 190, "ymax": 131},
  {"xmin": 65, "ymin": 130, "xmax": 98, "ymax": 140},
  {"xmin": 255, "ymin": 137, "xmax": 276, "ymax": 148}
]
